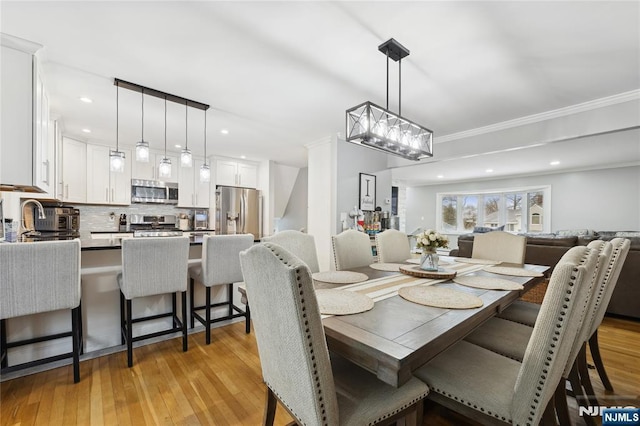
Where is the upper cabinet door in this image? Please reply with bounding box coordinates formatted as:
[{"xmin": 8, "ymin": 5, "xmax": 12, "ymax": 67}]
[
  {"xmin": 62, "ymin": 137, "xmax": 87, "ymax": 203},
  {"xmin": 194, "ymin": 158, "xmax": 210, "ymax": 208},
  {"xmin": 110, "ymin": 148, "xmax": 131, "ymax": 205},
  {"xmin": 86, "ymin": 144, "xmax": 110, "ymax": 204},
  {"xmin": 216, "ymin": 160, "xmax": 239, "ymax": 186},
  {"xmin": 131, "ymin": 155, "xmax": 156, "ymax": 181},
  {"xmin": 237, "ymin": 163, "xmax": 257, "ymax": 188}
]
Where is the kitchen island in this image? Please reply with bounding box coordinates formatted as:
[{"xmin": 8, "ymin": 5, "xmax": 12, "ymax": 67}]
[{"xmin": 3, "ymin": 236, "xmax": 244, "ymax": 369}]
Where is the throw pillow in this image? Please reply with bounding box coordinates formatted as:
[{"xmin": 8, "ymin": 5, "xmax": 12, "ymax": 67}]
[
  {"xmin": 615, "ymin": 231, "xmax": 640, "ymax": 238},
  {"xmin": 556, "ymin": 229, "xmax": 596, "ymax": 237},
  {"xmin": 473, "ymin": 225, "xmax": 505, "ymax": 233}
]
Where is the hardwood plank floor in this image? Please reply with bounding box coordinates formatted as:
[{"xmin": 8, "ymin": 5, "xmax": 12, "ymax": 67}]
[{"xmin": 1, "ymin": 317, "xmax": 638, "ymax": 425}]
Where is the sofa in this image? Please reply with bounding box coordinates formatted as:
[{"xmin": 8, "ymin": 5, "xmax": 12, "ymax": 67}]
[{"xmin": 450, "ymin": 231, "xmax": 640, "ymax": 320}]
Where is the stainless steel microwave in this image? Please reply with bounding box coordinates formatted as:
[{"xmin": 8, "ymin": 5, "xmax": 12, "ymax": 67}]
[{"xmin": 131, "ymin": 179, "xmax": 179, "ymax": 204}]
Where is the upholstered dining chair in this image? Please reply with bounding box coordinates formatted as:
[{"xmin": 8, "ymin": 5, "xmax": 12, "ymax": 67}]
[
  {"xmin": 119, "ymin": 236, "xmax": 190, "ymax": 367},
  {"xmin": 495, "ymin": 238, "xmax": 630, "ymax": 393},
  {"xmin": 189, "ymin": 234, "xmax": 254, "ymax": 344},
  {"xmin": 375, "ymin": 229, "xmax": 411, "ymax": 263},
  {"xmin": 262, "ymin": 230, "xmax": 320, "ymax": 273},
  {"xmin": 1, "ymin": 240, "xmax": 82, "ymax": 383},
  {"xmin": 332, "ymin": 229, "xmax": 374, "ymax": 270},
  {"xmin": 464, "ymin": 241, "xmax": 609, "ymax": 425},
  {"xmin": 239, "ymin": 242, "xmax": 429, "ymax": 426},
  {"xmin": 472, "ymin": 231, "xmax": 526, "ymax": 264},
  {"xmin": 413, "ymin": 245, "xmax": 600, "ymax": 426}
]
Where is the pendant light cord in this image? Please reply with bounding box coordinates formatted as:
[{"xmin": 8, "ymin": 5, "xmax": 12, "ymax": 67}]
[
  {"xmin": 203, "ymin": 110, "xmax": 207, "ymax": 164},
  {"xmin": 399, "ymin": 58, "xmax": 402, "ymax": 116},
  {"xmin": 141, "ymin": 89, "xmax": 144, "ymax": 141},
  {"xmin": 185, "ymin": 103, "xmax": 188, "ymax": 149},
  {"xmin": 164, "ymin": 97, "xmax": 167, "ymax": 157},
  {"xmin": 116, "ymin": 84, "xmax": 119, "ymax": 150},
  {"xmin": 386, "ymin": 50, "xmax": 389, "ymax": 110}
]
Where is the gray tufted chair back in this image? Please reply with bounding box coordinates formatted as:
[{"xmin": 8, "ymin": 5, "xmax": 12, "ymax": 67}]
[
  {"xmin": 120, "ymin": 236, "xmax": 189, "ymax": 299},
  {"xmin": 240, "ymin": 242, "xmax": 340, "ymax": 425},
  {"xmin": 375, "ymin": 229, "xmax": 411, "ymax": 263},
  {"xmin": 262, "ymin": 230, "xmax": 320, "ymax": 273},
  {"xmin": 1, "ymin": 239, "xmax": 81, "ymax": 319},
  {"xmin": 331, "ymin": 229, "xmax": 374, "ymax": 270},
  {"xmin": 511, "ymin": 245, "xmax": 599, "ymax": 425},
  {"xmin": 201, "ymin": 234, "xmax": 254, "ymax": 287},
  {"xmin": 587, "ymin": 238, "xmax": 630, "ymax": 337}
]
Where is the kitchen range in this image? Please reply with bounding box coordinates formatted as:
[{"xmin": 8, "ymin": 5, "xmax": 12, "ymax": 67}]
[{"xmin": 129, "ymin": 214, "xmax": 183, "ymax": 237}]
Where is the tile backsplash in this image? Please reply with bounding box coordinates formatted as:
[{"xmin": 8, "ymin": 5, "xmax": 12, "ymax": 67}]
[{"xmin": 78, "ymin": 204, "xmax": 205, "ymax": 238}]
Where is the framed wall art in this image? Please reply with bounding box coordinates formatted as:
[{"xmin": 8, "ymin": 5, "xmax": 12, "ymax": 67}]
[{"xmin": 359, "ymin": 173, "xmax": 376, "ymax": 211}]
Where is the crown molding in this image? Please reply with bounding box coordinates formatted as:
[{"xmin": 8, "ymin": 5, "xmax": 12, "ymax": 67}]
[
  {"xmin": 304, "ymin": 135, "xmax": 333, "ymax": 149},
  {"xmin": 436, "ymin": 90, "xmax": 640, "ymax": 144},
  {"xmin": 0, "ymin": 32, "xmax": 42, "ymax": 54}
]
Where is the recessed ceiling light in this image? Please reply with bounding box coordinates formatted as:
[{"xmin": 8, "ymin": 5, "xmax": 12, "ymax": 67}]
[
  {"xmin": 82, "ymin": 128, "xmax": 91, "ymax": 133},
  {"xmin": 220, "ymin": 129, "xmax": 229, "ymax": 135},
  {"xmin": 550, "ymin": 161, "xmax": 560, "ymax": 166},
  {"xmin": 437, "ymin": 175, "xmax": 444, "ymax": 179},
  {"xmin": 240, "ymin": 155, "xmax": 246, "ymax": 159},
  {"xmin": 175, "ymin": 144, "xmax": 182, "ymax": 149},
  {"xmin": 79, "ymin": 97, "xmax": 93, "ymax": 103},
  {"xmin": 485, "ymin": 169, "xmax": 494, "ymax": 173}
]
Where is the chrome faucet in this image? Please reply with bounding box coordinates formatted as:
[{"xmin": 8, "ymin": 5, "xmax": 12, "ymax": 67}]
[{"xmin": 20, "ymin": 199, "xmax": 46, "ymax": 237}]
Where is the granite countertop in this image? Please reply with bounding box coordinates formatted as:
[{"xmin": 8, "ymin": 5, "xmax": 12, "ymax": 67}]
[{"xmin": 80, "ymin": 235, "xmax": 206, "ymax": 250}]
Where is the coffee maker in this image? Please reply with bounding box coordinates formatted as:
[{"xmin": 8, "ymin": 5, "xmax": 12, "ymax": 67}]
[{"xmin": 192, "ymin": 209, "xmax": 209, "ymax": 230}]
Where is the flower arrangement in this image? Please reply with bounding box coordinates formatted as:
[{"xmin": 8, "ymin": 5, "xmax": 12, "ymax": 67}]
[{"xmin": 415, "ymin": 229, "xmax": 449, "ymax": 252}]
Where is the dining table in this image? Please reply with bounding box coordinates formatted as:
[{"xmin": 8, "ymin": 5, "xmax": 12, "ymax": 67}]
[{"xmin": 320, "ymin": 256, "xmax": 549, "ymax": 388}]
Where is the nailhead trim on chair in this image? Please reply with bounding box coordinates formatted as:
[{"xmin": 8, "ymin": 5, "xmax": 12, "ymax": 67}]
[
  {"xmin": 268, "ymin": 245, "xmax": 329, "ymax": 426},
  {"xmin": 331, "ymin": 237, "xmax": 339, "ymax": 271},
  {"xmin": 431, "ymin": 387, "xmax": 513, "ymax": 423},
  {"xmin": 368, "ymin": 393, "xmax": 429, "ymax": 426}
]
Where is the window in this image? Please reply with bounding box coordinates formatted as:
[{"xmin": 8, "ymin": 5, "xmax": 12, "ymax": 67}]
[{"xmin": 436, "ymin": 186, "xmax": 550, "ymax": 234}]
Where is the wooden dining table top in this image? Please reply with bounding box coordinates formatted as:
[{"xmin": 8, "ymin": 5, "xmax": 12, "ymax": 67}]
[{"xmin": 321, "ymin": 257, "xmax": 549, "ymax": 388}]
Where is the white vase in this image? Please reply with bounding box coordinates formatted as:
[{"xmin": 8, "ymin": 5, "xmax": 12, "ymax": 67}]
[{"xmin": 420, "ymin": 249, "xmax": 439, "ymax": 271}]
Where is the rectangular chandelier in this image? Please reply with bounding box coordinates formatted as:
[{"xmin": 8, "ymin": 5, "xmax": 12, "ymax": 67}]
[{"xmin": 346, "ymin": 101, "xmax": 433, "ymax": 161}]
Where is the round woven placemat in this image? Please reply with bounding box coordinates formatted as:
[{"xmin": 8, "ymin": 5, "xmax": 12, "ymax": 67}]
[
  {"xmin": 315, "ymin": 289, "xmax": 374, "ymax": 315},
  {"xmin": 405, "ymin": 258, "xmax": 421, "ymax": 264},
  {"xmin": 312, "ymin": 271, "xmax": 369, "ymax": 284},
  {"xmin": 453, "ymin": 275, "xmax": 523, "ymax": 291},
  {"xmin": 454, "ymin": 257, "xmax": 500, "ymax": 265},
  {"xmin": 369, "ymin": 263, "xmax": 403, "ymax": 272},
  {"xmin": 399, "ymin": 265, "xmax": 457, "ymax": 279},
  {"xmin": 398, "ymin": 286, "xmax": 483, "ymax": 309},
  {"xmin": 483, "ymin": 266, "xmax": 543, "ymax": 277}
]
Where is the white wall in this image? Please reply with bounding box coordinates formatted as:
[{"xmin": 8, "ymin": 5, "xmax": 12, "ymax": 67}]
[
  {"xmin": 307, "ymin": 138, "xmax": 335, "ymax": 271},
  {"xmin": 276, "ymin": 167, "xmax": 308, "ymax": 233},
  {"xmin": 336, "ymin": 138, "xmax": 393, "ymax": 234},
  {"xmin": 405, "ymin": 165, "xmax": 640, "ymax": 243}
]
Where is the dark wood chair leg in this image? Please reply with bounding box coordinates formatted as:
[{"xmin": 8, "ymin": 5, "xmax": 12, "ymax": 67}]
[
  {"xmin": 181, "ymin": 291, "xmax": 188, "ymax": 352},
  {"xmin": 589, "ymin": 330, "xmax": 614, "ymax": 391},
  {"xmin": 126, "ymin": 298, "xmax": 133, "ymax": 368},
  {"xmin": 245, "ymin": 303, "xmax": 251, "ymax": 334},
  {"xmin": 172, "ymin": 293, "xmax": 178, "ymax": 328},
  {"xmin": 540, "ymin": 394, "xmax": 558, "ymax": 426},
  {"xmin": 570, "ymin": 364, "xmax": 596, "ymax": 426},
  {"xmin": 554, "ymin": 379, "xmax": 570, "ymax": 426},
  {"xmin": 227, "ymin": 283, "xmax": 233, "ymax": 316},
  {"xmin": 189, "ymin": 278, "xmax": 195, "ymax": 329},
  {"xmin": 205, "ymin": 286, "xmax": 211, "ymax": 345},
  {"xmin": 71, "ymin": 306, "xmax": 81, "ymax": 383},
  {"xmin": 577, "ymin": 344, "xmax": 598, "ymax": 406},
  {"xmin": 120, "ymin": 291, "xmax": 125, "ymax": 345},
  {"xmin": 1, "ymin": 319, "xmax": 7, "ymax": 369},
  {"xmin": 263, "ymin": 387, "xmax": 277, "ymax": 426}
]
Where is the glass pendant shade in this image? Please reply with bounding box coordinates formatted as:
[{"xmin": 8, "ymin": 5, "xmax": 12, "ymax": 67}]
[
  {"xmin": 180, "ymin": 148, "xmax": 193, "ymax": 167},
  {"xmin": 110, "ymin": 150, "xmax": 125, "ymax": 173},
  {"xmin": 158, "ymin": 157, "xmax": 172, "ymax": 178},
  {"xmin": 199, "ymin": 163, "xmax": 211, "ymax": 183},
  {"xmin": 136, "ymin": 140, "xmax": 150, "ymax": 162}
]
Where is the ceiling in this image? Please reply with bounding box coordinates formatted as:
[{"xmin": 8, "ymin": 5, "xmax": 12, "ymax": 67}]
[{"xmin": 2, "ymin": 1, "xmax": 639, "ymax": 185}]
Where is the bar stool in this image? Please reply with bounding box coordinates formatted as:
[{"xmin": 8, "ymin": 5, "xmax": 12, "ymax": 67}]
[
  {"xmin": 118, "ymin": 236, "xmax": 189, "ymax": 367},
  {"xmin": 189, "ymin": 234, "xmax": 253, "ymax": 344},
  {"xmin": 1, "ymin": 240, "xmax": 82, "ymax": 383}
]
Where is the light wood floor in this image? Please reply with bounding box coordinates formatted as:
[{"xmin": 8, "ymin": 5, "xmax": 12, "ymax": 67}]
[{"xmin": 1, "ymin": 317, "xmax": 638, "ymax": 425}]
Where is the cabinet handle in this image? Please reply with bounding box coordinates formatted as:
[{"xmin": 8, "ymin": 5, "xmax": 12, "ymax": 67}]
[
  {"xmin": 65, "ymin": 184, "xmax": 69, "ymax": 199},
  {"xmin": 106, "ymin": 188, "xmax": 109, "ymax": 202},
  {"xmin": 42, "ymin": 160, "xmax": 50, "ymax": 185},
  {"xmin": 112, "ymin": 188, "xmax": 115, "ymax": 202},
  {"xmin": 192, "ymin": 194, "xmax": 194, "ymax": 206}
]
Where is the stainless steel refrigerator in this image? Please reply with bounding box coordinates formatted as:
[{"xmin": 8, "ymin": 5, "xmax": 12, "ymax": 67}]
[{"xmin": 215, "ymin": 186, "xmax": 261, "ymax": 237}]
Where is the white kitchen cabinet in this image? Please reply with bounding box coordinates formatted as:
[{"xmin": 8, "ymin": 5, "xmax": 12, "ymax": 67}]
[
  {"xmin": 178, "ymin": 158, "xmax": 210, "ymax": 208},
  {"xmin": 86, "ymin": 144, "xmax": 131, "ymax": 205},
  {"xmin": 61, "ymin": 137, "xmax": 87, "ymax": 203},
  {"xmin": 0, "ymin": 34, "xmax": 53, "ymax": 193},
  {"xmin": 132, "ymin": 153, "xmax": 178, "ymax": 182},
  {"xmin": 215, "ymin": 159, "xmax": 258, "ymax": 188}
]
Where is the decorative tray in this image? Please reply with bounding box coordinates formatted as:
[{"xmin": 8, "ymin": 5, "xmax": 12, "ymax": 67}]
[{"xmin": 399, "ymin": 265, "xmax": 457, "ymax": 279}]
